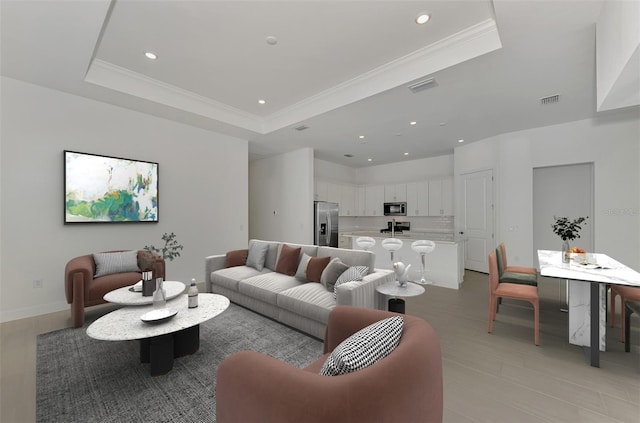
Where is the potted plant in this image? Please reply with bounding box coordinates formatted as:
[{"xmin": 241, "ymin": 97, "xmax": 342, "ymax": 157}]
[
  {"xmin": 143, "ymin": 232, "xmax": 184, "ymax": 300},
  {"xmin": 551, "ymin": 216, "xmax": 588, "ymax": 263}
]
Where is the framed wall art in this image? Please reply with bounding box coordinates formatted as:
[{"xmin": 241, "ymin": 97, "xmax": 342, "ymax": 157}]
[{"xmin": 64, "ymin": 150, "xmax": 159, "ymax": 223}]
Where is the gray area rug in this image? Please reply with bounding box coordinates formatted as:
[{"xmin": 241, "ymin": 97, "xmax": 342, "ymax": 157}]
[{"xmin": 37, "ymin": 304, "xmax": 323, "ymax": 422}]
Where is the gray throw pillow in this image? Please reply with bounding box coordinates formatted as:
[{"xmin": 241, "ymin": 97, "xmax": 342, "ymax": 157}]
[
  {"xmin": 333, "ymin": 265, "xmax": 368, "ymax": 298},
  {"xmin": 320, "ymin": 316, "xmax": 404, "ymax": 376},
  {"xmin": 93, "ymin": 250, "xmax": 139, "ymax": 278},
  {"xmin": 320, "ymin": 257, "xmax": 350, "ymax": 292},
  {"xmin": 246, "ymin": 241, "xmax": 269, "ymax": 271}
]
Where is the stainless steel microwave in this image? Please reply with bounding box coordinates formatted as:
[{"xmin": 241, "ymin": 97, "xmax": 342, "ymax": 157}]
[{"xmin": 384, "ymin": 202, "xmax": 407, "ymax": 216}]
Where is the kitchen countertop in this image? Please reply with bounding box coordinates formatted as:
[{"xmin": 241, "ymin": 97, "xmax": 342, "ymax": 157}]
[{"xmin": 341, "ymin": 230, "xmax": 462, "ymax": 244}]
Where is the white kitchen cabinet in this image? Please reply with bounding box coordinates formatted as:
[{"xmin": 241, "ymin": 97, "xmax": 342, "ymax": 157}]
[
  {"xmin": 340, "ymin": 184, "xmax": 357, "ymax": 216},
  {"xmin": 406, "ymin": 180, "xmax": 429, "ymax": 216},
  {"xmin": 384, "ymin": 183, "xmax": 407, "ymax": 202},
  {"xmin": 315, "ymin": 179, "xmax": 328, "ymax": 201},
  {"xmin": 357, "ymin": 186, "xmax": 366, "ymax": 216},
  {"xmin": 364, "ymin": 185, "xmax": 385, "ymax": 216},
  {"xmin": 428, "ymin": 177, "xmax": 454, "ymax": 216},
  {"xmin": 327, "ymin": 182, "xmax": 341, "ymax": 205}
]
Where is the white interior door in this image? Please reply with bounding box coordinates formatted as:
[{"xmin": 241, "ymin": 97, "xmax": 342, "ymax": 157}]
[{"xmin": 461, "ymin": 169, "xmax": 494, "ymax": 273}]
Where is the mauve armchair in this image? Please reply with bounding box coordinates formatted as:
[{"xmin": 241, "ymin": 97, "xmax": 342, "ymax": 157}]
[
  {"xmin": 216, "ymin": 306, "xmax": 443, "ymax": 423},
  {"xmin": 64, "ymin": 250, "xmax": 165, "ymax": 327}
]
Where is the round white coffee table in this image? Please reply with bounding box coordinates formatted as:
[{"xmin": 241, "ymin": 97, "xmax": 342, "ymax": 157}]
[
  {"xmin": 376, "ymin": 281, "xmax": 425, "ymax": 314},
  {"xmin": 87, "ymin": 293, "xmax": 230, "ymax": 375},
  {"xmin": 103, "ymin": 281, "xmax": 186, "ymax": 305}
]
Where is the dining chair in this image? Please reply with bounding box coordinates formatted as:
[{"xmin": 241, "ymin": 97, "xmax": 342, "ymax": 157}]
[
  {"xmin": 610, "ymin": 284, "xmax": 640, "ymax": 343},
  {"xmin": 496, "ymin": 242, "xmax": 537, "ymax": 286},
  {"xmin": 488, "ymin": 250, "xmax": 540, "ymax": 345}
]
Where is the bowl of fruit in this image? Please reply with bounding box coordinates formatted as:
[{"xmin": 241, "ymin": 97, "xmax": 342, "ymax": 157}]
[{"xmin": 568, "ymin": 247, "xmax": 586, "ymax": 262}]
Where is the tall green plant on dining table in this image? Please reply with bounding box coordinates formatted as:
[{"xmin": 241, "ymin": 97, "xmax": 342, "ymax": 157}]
[{"xmin": 552, "ymin": 216, "xmax": 588, "ymax": 262}]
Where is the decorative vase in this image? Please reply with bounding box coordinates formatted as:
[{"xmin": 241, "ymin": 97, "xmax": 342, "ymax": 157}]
[
  {"xmin": 142, "ymin": 271, "xmax": 154, "ymax": 297},
  {"xmin": 562, "ymin": 240, "xmax": 570, "ymax": 263},
  {"xmin": 153, "ymin": 278, "xmax": 166, "ymax": 309}
]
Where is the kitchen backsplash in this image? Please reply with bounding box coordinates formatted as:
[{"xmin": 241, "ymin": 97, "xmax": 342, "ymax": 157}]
[{"xmin": 340, "ymin": 216, "xmax": 454, "ymax": 233}]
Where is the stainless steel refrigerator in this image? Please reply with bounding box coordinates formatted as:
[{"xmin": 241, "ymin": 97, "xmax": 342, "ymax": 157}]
[{"xmin": 314, "ymin": 201, "xmax": 339, "ymax": 247}]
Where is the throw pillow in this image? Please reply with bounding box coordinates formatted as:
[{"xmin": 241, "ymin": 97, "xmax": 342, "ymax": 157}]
[
  {"xmin": 320, "ymin": 316, "xmax": 404, "ymax": 376},
  {"xmin": 246, "ymin": 241, "xmax": 269, "ymax": 271},
  {"xmin": 226, "ymin": 249, "xmax": 248, "ymax": 268},
  {"xmin": 276, "ymin": 244, "xmax": 302, "ymax": 276},
  {"xmin": 334, "ymin": 266, "xmax": 368, "ymax": 298},
  {"xmin": 320, "ymin": 258, "xmax": 350, "ymax": 292},
  {"xmin": 306, "ymin": 256, "xmax": 331, "ymax": 283},
  {"xmin": 295, "ymin": 253, "xmax": 312, "ymax": 281},
  {"xmin": 93, "ymin": 250, "xmax": 139, "ymax": 278}
]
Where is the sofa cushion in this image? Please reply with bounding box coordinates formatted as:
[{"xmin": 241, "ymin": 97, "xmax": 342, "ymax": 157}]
[
  {"xmin": 307, "ymin": 256, "xmax": 331, "ymax": 283},
  {"xmin": 93, "ymin": 250, "xmax": 139, "ymax": 278},
  {"xmin": 320, "ymin": 316, "xmax": 404, "ymax": 376},
  {"xmin": 296, "ymin": 253, "xmax": 332, "ymax": 283},
  {"xmin": 278, "ymin": 283, "xmax": 336, "ymax": 324},
  {"xmin": 333, "ymin": 266, "xmax": 368, "ymax": 297},
  {"xmin": 320, "ymin": 258, "xmax": 350, "ymax": 292},
  {"xmin": 211, "ymin": 266, "xmax": 268, "ymax": 292},
  {"xmin": 275, "ymin": 244, "xmax": 301, "ymax": 276},
  {"xmin": 226, "ymin": 249, "xmax": 248, "ymax": 268},
  {"xmin": 317, "ymin": 246, "xmax": 375, "ymax": 275},
  {"xmin": 238, "ymin": 273, "xmax": 303, "ymax": 305},
  {"xmin": 247, "ymin": 241, "xmax": 270, "ymax": 271}
]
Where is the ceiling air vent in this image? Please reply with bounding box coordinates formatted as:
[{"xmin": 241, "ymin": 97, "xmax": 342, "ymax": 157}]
[
  {"xmin": 540, "ymin": 94, "xmax": 560, "ymax": 105},
  {"xmin": 293, "ymin": 124, "xmax": 309, "ymax": 131},
  {"xmin": 344, "ymin": 154, "xmax": 354, "ymax": 158},
  {"xmin": 407, "ymin": 77, "xmax": 437, "ymax": 93}
]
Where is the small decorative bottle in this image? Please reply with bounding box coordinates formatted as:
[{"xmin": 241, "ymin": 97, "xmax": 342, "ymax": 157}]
[{"xmin": 188, "ymin": 278, "xmax": 199, "ymax": 308}]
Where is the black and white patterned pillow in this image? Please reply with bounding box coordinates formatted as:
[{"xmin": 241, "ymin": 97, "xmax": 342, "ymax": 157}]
[
  {"xmin": 93, "ymin": 250, "xmax": 139, "ymax": 278},
  {"xmin": 320, "ymin": 316, "xmax": 404, "ymax": 376},
  {"xmin": 333, "ymin": 266, "xmax": 368, "ymax": 298}
]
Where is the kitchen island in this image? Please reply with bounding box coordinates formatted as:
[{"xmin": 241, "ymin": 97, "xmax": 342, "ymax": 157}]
[{"xmin": 343, "ymin": 231, "xmax": 464, "ymax": 290}]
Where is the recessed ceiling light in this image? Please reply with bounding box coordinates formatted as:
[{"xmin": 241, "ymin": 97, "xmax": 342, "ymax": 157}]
[
  {"xmin": 144, "ymin": 51, "xmax": 157, "ymax": 60},
  {"xmin": 258, "ymin": 99, "xmax": 266, "ymax": 105},
  {"xmin": 266, "ymin": 36, "xmax": 278, "ymax": 46},
  {"xmin": 416, "ymin": 13, "xmax": 430, "ymax": 25},
  {"xmin": 410, "ymin": 121, "xmax": 417, "ymax": 126},
  {"xmin": 458, "ymin": 139, "xmax": 465, "ymax": 143},
  {"xmin": 359, "ymin": 135, "xmax": 365, "ymax": 139},
  {"xmin": 404, "ymin": 152, "xmax": 409, "ymax": 156},
  {"xmin": 367, "ymin": 158, "xmax": 373, "ymax": 162},
  {"xmin": 439, "ymin": 122, "xmax": 447, "ymax": 126}
]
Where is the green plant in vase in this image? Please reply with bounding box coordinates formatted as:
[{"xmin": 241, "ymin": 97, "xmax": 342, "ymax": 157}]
[
  {"xmin": 551, "ymin": 216, "xmax": 588, "ymax": 263},
  {"xmin": 145, "ymin": 232, "xmax": 184, "ymax": 262}
]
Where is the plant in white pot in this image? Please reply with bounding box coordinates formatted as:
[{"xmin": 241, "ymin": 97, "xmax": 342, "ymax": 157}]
[{"xmin": 551, "ymin": 216, "xmax": 588, "ymax": 263}]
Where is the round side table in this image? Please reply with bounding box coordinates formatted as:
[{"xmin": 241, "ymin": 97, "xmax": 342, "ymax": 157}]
[{"xmin": 376, "ymin": 281, "xmax": 425, "ymax": 314}]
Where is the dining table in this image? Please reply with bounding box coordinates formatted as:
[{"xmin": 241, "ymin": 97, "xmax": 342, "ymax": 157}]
[{"xmin": 537, "ymin": 250, "xmax": 640, "ymax": 367}]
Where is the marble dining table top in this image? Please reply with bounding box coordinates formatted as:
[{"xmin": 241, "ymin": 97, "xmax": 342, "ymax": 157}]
[
  {"xmin": 87, "ymin": 293, "xmax": 230, "ymax": 341},
  {"xmin": 537, "ymin": 250, "xmax": 640, "ymax": 287}
]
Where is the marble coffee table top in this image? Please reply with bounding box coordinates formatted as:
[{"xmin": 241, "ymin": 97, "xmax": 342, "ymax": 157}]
[
  {"xmin": 87, "ymin": 293, "xmax": 230, "ymax": 341},
  {"xmin": 103, "ymin": 280, "xmax": 186, "ymax": 305}
]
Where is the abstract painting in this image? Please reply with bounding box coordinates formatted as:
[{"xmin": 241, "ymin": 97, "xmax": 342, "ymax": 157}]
[{"xmin": 64, "ymin": 150, "xmax": 159, "ymax": 223}]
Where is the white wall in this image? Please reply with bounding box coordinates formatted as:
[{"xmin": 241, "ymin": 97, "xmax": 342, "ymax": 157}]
[
  {"xmin": 455, "ymin": 110, "xmax": 640, "ymax": 270},
  {"xmin": 0, "ymin": 77, "xmax": 249, "ymax": 322},
  {"xmin": 355, "ymin": 154, "xmax": 454, "ymax": 185},
  {"xmin": 314, "ymin": 159, "xmax": 357, "ymax": 183},
  {"xmin": 249, "ymin": 148, "xmax": 314, "ymax": 244}
]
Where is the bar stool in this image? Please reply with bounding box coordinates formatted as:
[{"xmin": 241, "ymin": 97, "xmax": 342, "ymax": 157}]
[
  {"xmin": 411, "ymin": 240, "xmax": 436, "ymax": 285},
  {"xmin": 355, "ymin": 236, "xmax": 376, "ymax": 251},
  {"xmin": 381, "ymin": 238, "xmax": 403, "ymax": 267}
]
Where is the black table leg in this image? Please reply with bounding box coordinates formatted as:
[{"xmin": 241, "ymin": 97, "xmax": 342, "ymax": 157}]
[
  {"xmin": 140, "ymin": 334, "xmax": 175, "ymax": 376},
  {"xmin": 589, "ymin": 282, "xmax": 600, "ymax": 367},
  {"xmin": 173, "ymin": 325, "xmax": 200, "ymax": 357},
  {"xmin": 388, "ymin": 298, "xmax": 405, "ymax": 314}
]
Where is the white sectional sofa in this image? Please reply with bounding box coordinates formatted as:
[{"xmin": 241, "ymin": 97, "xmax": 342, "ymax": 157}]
[{"xmin": 205, "ymin": 239, "xmax": 395, "ymax": 339}]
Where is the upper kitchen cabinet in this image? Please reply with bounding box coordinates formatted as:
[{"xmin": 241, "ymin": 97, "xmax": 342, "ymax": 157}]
[
  {"xmin": 357, "ymin": 186, "xmax": 366, "ymax": 216},
  {"xmin": 384, "ymin": 183, "xmax": 407, "ymax": 202},
  {"xmin": 406, "ymin": 181, "xmax": 429, "ymax": 216},
  {"xmin": 364, "ymin": 184, "xmax": 385, "ymax": 216},
  {"xmin": 428, "ymin": 177, "xmax": 454, "ymax": 216},
  {"xmin": 327, "ymin": 182, "xmax": 341, "ymax": 205},
  {"xmin": 315, "ymin": 179, "xmax": 328, "ymax": 201},
  {"xmin": 340, "ymin": 184, "xmax": 357, "ymax": 216}
]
